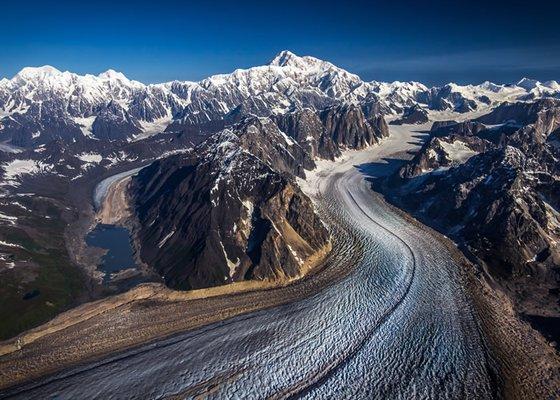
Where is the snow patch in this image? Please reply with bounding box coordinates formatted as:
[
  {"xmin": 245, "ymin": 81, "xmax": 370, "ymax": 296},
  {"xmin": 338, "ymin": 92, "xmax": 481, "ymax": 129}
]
[
  {"xmin": 158, "ymin": 229, "xmax": 176, "ymax": 248},
  {"xmin": 2, "ymin": 159, "xmax": 52, "ymax": 186},
  {"xmin": 287, "ymin": 243, "xmax": 304, "ymax": 265},
  {"xmin": 77, "ymin": 152, "xmax": 103, "ymax": 164},
  {"xmin": 0, "ymin": 142, "xmax": 23, "ymax": 154},
  {"xmin": 0, "ymin": 240, "xmax": 24, "ymax": 249},
  {"xmin": 106, "ymin": 151, "xmax": 138, "ymax": 167},
  {"xmin": 218, "ymin": 240, "xmax": 240, "ymax": 279},
  {"xmin": 12, "ymin": 202, "xmax": 31, "ymax": 212},
  {"xmin": 439, "ymin": 140, "xmax": 478, "ymax": 164},
  {"xmin": 74, "ymin": 116, "xmax": 97, "ymax": 138},
  {"xmin": 0, "ymin": 212, "xmax": 17, "ymax": 225},
  {"xmin": 134, "ymin": 115, "xmax": 173, "ymax": 141},
  {"xmin": 242, "ymin": 199, "xmax": 254, "ymax": 216}
]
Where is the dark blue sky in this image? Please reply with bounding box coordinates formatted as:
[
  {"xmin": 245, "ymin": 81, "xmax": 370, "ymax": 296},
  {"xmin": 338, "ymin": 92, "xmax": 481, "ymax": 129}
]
[{"xmin": 2, "ymin": 0, "xmax": 559, "ymax": 85}]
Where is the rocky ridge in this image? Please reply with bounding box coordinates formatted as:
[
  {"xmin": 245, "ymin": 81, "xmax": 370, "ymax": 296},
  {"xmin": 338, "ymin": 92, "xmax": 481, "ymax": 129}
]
[
  {"xmin": 130, "ymin": 117, "xmax": 329, "ymax": 289},
  {"xmin": 386, "ymin": 99, "xmax": 560, "ymax": 343}
]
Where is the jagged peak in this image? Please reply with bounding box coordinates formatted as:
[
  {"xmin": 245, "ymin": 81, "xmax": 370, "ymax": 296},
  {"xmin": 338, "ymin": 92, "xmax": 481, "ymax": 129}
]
[
  {"xmin": 543, "ymin": 80, "xmax": 560, "ymax": 90},
  {"xmin": 517, "ymin": 77, "xmax": 541, "ymax": 90},
  {"xmin": 270, "ymin": 50, "xmax": 299, "ymax": 66}
]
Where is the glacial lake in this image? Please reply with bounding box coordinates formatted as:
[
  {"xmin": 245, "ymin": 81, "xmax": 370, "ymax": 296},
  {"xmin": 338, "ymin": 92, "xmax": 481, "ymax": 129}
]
[{"xmin": 86, "ymin": 224, "xmax": 137, "ymax": 282}]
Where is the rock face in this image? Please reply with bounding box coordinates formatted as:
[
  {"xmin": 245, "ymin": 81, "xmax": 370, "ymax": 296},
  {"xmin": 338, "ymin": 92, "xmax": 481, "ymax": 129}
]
[
  {"xmin": 431, "ymin": 120, "xmax": 486, "ymax": 137},
  {"xmin": 128, "ymin": 107, "xmax": 387, "ymax": 289},
  {"xmin": 126, "ymin": 107, "xmax": 389, "ymax": 290},
  {"xmin": 129, "ymin": 118, "xmax": 331, "ymax": 290},
  {"xmin": 387, "ymin": 100, "xmax": 560, "ymax": 334},
  {"xmin": 318, "ymin": 104, "xmax": 389, "ymax": 148},
  {"xmin": 276, "ymin": 104, "xmax": 389, "ymax": 160},
  {"xmin": 418, "ymin": 84, "xmax": 480, "ymax": 112}
]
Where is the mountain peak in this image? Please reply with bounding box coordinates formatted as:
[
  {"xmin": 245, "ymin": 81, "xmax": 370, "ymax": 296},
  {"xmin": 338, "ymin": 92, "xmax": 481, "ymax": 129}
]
[
  {"xmin": 15, "ymin": 65, "xmax": 62, "ymax": 79},
  {"xmin": 517, "ymin": 77, "xmax": 540, "ymax": 90},
  {"xmin": 268, "ymin": 50, "xmax": 336, "ymax": 74},
  {"xmin": 270, "ymin": 50, "xmax": 299, "ymax": 67},
  {"xmin": 98, "ymin": 69, "xmax": 129, "ymax": 81}
]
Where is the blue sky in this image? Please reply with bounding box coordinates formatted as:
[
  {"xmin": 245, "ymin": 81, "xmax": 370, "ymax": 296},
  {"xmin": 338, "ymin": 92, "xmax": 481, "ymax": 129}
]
[{"xmin": 2, "ymin": 0, "xmax": 559, "ymax": 85}]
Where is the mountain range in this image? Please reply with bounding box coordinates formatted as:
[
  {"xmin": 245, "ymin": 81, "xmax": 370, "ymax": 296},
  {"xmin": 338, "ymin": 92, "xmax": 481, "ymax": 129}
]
[
  {"xmin": 1, "ymin": 50, "xmax": 559, "ymax": 147},
  {"xmin": 0, "ymin": 51, "xmax": 559, "ymax": 353}
]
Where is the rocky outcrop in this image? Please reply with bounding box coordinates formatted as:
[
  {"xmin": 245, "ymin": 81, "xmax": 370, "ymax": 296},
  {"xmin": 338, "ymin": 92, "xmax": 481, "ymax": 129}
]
[
  {"xmin": 431, "ymin": 119, "xmax": 526, "ymax": 147},
  {"xmin": 397, "ymin": 135, "xmax": 488, "ymax": 179},
  {"xmin": 431, "ymin": 120, "xmax": 487, "ymax": 137},
  {"xmin": 430, "ymin": 120, "xmax": 458, "ymax": 132},
  {"xmin": 389, "ymin": 105, "xmax": 429, "ymax": 125},
  {"xmin": 319, "ymin": 104, "xmax": 389, "ymax": 148},
  {"xmin": 129, "ymin": 118, "xmax": 330, "ymax": 290},
  {"xmin": 90, "ymin": 101, "xmax": 143, "ymax": 141},
  {"xmin": 226, "ymin": 117, "xmax": 315, "ymax": 177},
  {"xmin": 275, "ymin": 109, "xmax": 339, "ymax": 160}
]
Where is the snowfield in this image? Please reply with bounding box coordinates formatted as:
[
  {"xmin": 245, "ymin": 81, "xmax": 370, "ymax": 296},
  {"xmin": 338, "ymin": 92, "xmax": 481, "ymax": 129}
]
[{"xmin": 73, "ymin": 116, "xmax": 96, "ymax": 138}]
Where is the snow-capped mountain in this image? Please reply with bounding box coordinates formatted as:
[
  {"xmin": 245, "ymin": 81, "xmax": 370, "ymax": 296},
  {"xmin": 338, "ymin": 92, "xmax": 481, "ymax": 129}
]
[
  {"xmin": 1, "ymin": 50, "xmax": 559, "ymax": 147},
  {"xmin": 127, "ymin": 101, "xmax": 390, "ymax": 289},
  {"xmin": 0, "ymin": 65, "xmax": 182, "ymax": 146}
]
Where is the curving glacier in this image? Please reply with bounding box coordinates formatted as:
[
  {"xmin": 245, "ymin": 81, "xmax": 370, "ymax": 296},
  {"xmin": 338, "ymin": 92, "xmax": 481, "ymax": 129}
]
[{"xmin": 3, "ymin": 124, "xmax": 494, "ymax": 399}]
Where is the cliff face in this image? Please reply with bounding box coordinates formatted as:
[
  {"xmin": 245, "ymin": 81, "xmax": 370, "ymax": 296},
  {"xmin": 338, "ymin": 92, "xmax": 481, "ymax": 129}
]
[
  {"xmin": 129, "ymin": 117, "xmax": 331, "ymax": 290},
  {"xmin": 276, "ymin": 104, "xmax": 389, "ymax": 160}
]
